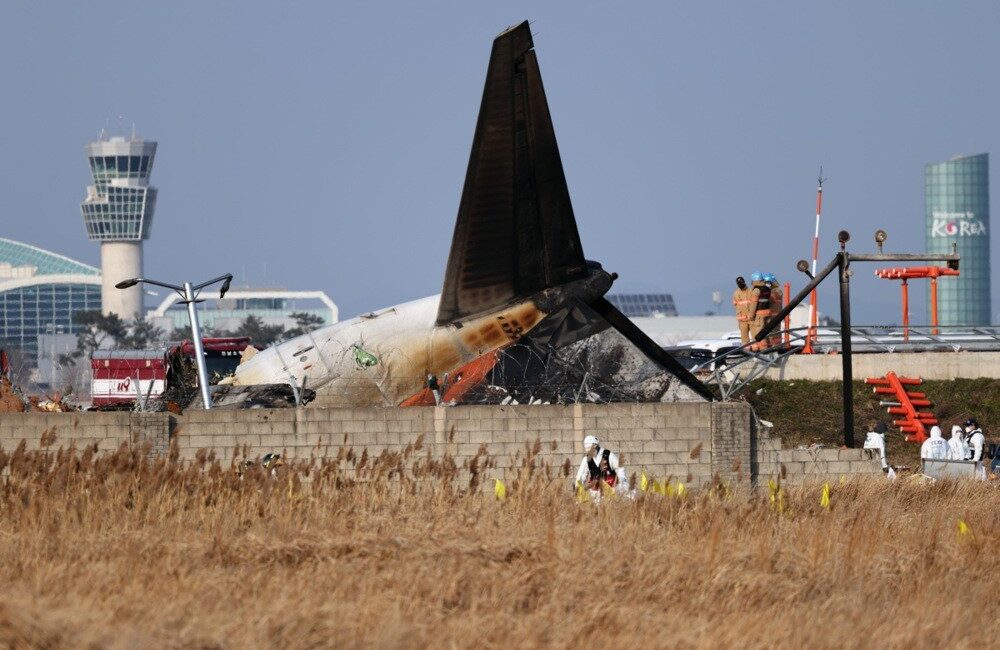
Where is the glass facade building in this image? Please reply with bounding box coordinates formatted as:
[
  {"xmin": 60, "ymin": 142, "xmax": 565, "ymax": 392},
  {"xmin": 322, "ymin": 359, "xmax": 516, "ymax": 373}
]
[
  {"xmin": 925, "ymin": 153, "xmax": 991, "ymax": 326},
  {"xmin": 606, "ymin": 293, "xmax": 678, "ymax": 317},
  {"xmin": 0, "ymin": 238, "xmax": 101, "ymax": 360}
]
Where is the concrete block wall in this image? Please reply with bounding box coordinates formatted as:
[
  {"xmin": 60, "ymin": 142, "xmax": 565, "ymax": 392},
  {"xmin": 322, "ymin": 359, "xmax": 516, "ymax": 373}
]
[
  {"xmin": 169, "ymin": 402, "xmax": 720, "ymax": 488},
  {"xmin": 0, "ymin": 402, "xmax": 881, "ymax": 487},
  {"xmin": 0, "ymin": 412, "xmax": 169, "ymax": 453},
  {"xmin": 754, "ymin": 431, "xmax": 882, "ymax": 485},
  {"xmin": 711, "ymin": 402, "xmax": 751, "ymax": 482}
]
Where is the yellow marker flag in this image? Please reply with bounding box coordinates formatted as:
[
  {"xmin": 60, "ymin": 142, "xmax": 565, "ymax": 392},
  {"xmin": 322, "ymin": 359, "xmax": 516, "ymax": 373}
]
[
  {"xmin": 768, "ymin": 480, "xmax": 783, "ymax": 512},
  {"xmin": 665, "ymin": 481, "xmax": 677, "ymax": 497},
  {"xmin": 576, "ymin": 481, "xmax": 590, "ymax": 503},
  {"xmin": 676, "ymin": 482, "xmax": 687, "ymax": 499},
  {"xmin": 639, "ymin": 473, "xmax": 650, "ymax": 492},
  {"xmin": 652, "ymin": 479, "xmax": 664, "ymax": 495},
  {"xmin": 600, "ymin": 481, "xmax": 616, "ymax": 499},
  {"xmin": 958, "ymin": 519, "xmax": 972, "ymax": 538},
  {"xmin": 820, "ymin": 483, "xmax": 831, "ymax": 510},
  {"xmin": 494, "ymin": 478, "xmax": 507, "ymax": 501}
]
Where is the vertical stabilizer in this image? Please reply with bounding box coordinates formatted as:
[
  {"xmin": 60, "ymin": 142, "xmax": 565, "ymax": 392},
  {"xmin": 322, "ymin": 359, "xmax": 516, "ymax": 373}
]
[{"xmin": 437, "ymin": 21, "xmax": 587, "ymax": 325}]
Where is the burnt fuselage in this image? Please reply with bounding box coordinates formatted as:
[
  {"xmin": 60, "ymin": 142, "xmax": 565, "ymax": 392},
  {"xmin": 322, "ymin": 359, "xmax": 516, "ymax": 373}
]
[{"xmin": 229, "ymin": 266, "xmax": 615, "ymax": 406}]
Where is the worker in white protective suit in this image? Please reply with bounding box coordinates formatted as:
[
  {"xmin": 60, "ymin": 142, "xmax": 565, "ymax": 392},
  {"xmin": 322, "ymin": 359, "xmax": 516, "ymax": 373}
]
[
  {"xmin": 948, "ymin": 425, "xmax": 970, "ymax": 461},
  {"xmin": 863, "ymin": 421, "xmax": 890, "ymax": 471},
  {"xmin": 963, "ymin": 419, "xmax": 986, "ymax": 462},
  {"xmin": 575, "ymin": 435, "xmax": 629, "ymax": 494},
  {"xmin": 920, "ymin": 426, "xmax": 950, "ymax": 460}
]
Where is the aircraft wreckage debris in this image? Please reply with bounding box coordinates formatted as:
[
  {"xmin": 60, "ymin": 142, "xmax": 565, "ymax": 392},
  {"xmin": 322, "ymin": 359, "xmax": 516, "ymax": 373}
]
[{"xmin": 213, "ymin": 20, "xmax": 716, "ymax": 408}]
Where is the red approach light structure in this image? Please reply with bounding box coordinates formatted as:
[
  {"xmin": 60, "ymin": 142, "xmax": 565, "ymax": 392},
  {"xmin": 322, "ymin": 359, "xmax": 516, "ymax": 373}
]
[
  {"xmin": 874, "ymin": 266, "xmax": 960, "ymax": 338},
  {"xmin": 865, "ymin": 372, "xmax": 937, "ymax": 443}
]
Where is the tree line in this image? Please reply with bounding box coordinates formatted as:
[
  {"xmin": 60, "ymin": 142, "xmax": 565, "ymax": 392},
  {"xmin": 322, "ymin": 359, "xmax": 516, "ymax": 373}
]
[{"xmin": 59, "ymin": 311, "xmax": 325, "ymax": 366}]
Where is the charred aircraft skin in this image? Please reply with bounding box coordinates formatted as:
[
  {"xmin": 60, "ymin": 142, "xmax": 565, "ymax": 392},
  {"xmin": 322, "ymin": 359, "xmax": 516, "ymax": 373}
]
[
  {"xmin": 227, "ymin": 21, "xmax": 715, "ymax": 404},
  {"xmin": 228, "ymin": 266, "xmax": 614, "ymax": 406}
]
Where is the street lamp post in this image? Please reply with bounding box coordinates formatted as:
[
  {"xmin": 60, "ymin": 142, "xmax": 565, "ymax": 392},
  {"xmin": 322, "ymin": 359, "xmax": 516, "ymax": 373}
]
[{"xmin": 115, "ymin": 273, "xmax": 232, "ymax": 410}]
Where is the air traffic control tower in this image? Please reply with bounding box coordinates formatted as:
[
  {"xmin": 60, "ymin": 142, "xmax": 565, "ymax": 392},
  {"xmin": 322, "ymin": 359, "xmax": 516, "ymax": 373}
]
[{"xmin": 80, "ymin": 135, "xmax": 158, "ymax": 318}]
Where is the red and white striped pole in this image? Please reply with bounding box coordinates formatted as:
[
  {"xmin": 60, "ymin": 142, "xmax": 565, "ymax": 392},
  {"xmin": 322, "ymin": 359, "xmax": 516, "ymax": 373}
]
[{"xmin": 804, "ymin": 169, "xmax": 825, "ymax": 354}]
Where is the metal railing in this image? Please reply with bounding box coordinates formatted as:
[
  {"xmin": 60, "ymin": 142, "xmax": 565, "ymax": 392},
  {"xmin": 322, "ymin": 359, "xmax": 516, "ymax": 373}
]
[{"xmin": 687, "ymin": 324, "xmax": 1000, "ymax": 400}]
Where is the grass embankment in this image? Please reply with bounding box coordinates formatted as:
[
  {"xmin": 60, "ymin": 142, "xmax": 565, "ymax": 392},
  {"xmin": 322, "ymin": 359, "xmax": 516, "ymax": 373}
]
[
  {"xmin": 740, "ymin": 378, "xmax": 1000, "ymax": 468},
  {"xmin": 0, "ymin": 442, "xmax": 997, "ymax": 648}
]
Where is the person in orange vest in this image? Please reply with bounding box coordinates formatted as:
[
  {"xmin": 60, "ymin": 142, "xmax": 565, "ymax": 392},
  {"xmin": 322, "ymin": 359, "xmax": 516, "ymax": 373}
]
[
  {"xmin": 732, "ymin": 276, "xmax": 757, "ymax": 345},
  {"xmin": 748, "ymin": 272, "xmax": 771, "ymax": 351},
  {"xmin": 764, "ymin": 273, "xmax": 784, "ymax": 348}
]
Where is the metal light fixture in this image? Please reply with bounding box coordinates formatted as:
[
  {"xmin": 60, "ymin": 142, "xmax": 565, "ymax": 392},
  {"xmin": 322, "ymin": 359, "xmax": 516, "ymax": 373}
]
[
  {"xmin": 875, "ymin": 229, "xmax": 887, "ymax": 253},
  {"xmin": 796, "ymin": 259, "xmax": 813, "ymax": 279},
  {"xmin": 838, "ymin": 230, "xmax": 850, "ymax": 251},
  {"xmin": 115, "ymin": 273, "xmax": 234, "ymax": 409}
]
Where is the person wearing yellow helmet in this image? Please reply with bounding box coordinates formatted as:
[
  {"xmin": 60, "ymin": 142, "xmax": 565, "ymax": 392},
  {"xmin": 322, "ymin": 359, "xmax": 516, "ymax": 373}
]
[{"xmin": 748, "ymin": 272, "xmax": 770, "ymax": 351}]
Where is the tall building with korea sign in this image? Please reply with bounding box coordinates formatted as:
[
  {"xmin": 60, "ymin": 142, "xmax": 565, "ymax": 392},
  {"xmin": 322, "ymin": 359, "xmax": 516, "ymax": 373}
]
[{"xmin": 925, "ymin": 153, "xmax": 990, "ymax": 326}]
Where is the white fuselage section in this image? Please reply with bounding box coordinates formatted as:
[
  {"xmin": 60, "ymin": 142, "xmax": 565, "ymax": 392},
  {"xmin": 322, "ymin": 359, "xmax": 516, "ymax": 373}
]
[{"xmin": 229, "ymin": 294, "xmax": 545, "ymax": 406}]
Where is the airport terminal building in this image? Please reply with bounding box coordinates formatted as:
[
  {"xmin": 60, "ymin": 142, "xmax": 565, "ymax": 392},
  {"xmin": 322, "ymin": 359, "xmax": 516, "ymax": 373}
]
[
  {"xmin": 147, "ymin": 288, "xmax": 338, "ymax": 334},
  {"xmin": 0, "ymin": 238, "xmax": 101, "ymax": 361},
  {"xmin": 925, "ymin": 153, "xmax": 991, "ymax": 326}
]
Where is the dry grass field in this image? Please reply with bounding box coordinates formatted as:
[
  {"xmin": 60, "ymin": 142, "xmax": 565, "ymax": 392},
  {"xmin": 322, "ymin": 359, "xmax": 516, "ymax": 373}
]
[{"xmin": 0, "ymin": 439, "xmax": 996, "ymax": 649}]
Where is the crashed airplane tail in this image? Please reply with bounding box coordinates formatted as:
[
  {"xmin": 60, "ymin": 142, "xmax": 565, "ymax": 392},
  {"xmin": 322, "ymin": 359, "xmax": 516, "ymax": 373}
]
[
  {"xmin": 225, "ymin": 20, "xmax": 715, "ymax": 406},
  {"xmin": 437, "ymin": 21, "xmax": 587, "ymax": 326},
  {"xmin": 436, "ymin": 21, "xmax": 714, "ymax": 400}
]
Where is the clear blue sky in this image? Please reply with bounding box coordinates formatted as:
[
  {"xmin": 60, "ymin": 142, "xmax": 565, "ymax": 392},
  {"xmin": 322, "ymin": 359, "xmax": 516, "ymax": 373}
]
[{"xmin": 1, "ymin": 1, "xmax": 997, "ymax": 323}]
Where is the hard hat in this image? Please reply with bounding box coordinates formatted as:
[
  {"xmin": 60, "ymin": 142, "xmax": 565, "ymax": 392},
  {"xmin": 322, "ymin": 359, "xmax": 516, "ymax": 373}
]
[
  {"xmin": 583, "ymin": 435, "xmax": 599, "ymax": 451},
  {"xmin": 763, "ymin": 273, "xmax": 776, "ymax": 283},
  {"xmin": 750, "ymin": 271, "xmax": 763, "ymax": 282}
]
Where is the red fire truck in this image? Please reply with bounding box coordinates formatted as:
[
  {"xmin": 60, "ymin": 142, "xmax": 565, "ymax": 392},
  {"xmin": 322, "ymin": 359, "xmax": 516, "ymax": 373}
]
[{"xmin": 91, "ymin": 337, "xmax": 253, "ymax": 407}]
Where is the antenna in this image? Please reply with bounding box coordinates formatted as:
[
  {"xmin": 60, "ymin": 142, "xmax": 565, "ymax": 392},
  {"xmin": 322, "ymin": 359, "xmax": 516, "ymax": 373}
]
[{"xmin": 804, "ymin": 166, "xmax": 828, "ymax": 353}]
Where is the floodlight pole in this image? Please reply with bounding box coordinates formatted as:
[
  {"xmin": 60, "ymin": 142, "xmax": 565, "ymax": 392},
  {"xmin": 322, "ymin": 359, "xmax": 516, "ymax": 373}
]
[
  {"xmin": 183, "ymin": 282, "xmax": 212, "ymax": 410},
  {"xmin": 116, "ymin": 273, "xmax": 232, "ymax": 410},
  {"xmin": 837, "ymin": 252, "xmax": 854, "ymax": 448}
]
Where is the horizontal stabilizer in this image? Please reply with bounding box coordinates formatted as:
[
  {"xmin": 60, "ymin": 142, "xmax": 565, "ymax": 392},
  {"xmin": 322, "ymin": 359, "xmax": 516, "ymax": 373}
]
[{"xmin": 590, "ymin": 297, "xmax": 716, "ymax": 401}]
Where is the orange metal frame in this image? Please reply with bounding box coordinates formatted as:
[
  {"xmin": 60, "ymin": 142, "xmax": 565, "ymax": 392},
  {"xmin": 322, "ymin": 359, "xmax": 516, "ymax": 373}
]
[
  {"xmin": 874, "ymin": 266, "xmax": 960, "ymax": 337},
  {"xmin": 864, "ymin": 371, "xmax": 937, "ymax": 443}
]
